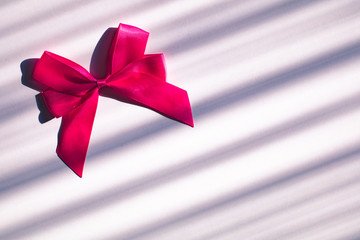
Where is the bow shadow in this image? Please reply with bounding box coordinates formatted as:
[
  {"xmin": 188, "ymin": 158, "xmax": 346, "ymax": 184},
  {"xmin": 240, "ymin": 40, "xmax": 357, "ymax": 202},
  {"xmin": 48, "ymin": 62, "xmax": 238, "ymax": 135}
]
[
  {"xmin": 20, "ymin": 58, "xmax": 54, "ymax": 123},
  {"xmin": 20, "ymin": 27, "xmax": 117, "ymax": 124}
]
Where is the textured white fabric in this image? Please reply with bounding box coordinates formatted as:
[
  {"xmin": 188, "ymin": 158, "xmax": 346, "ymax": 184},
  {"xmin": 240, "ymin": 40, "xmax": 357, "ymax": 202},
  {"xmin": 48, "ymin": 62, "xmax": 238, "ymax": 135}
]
[{"xmin": 1, "ymin": 0, "xmax": 360, "ymax": 239}]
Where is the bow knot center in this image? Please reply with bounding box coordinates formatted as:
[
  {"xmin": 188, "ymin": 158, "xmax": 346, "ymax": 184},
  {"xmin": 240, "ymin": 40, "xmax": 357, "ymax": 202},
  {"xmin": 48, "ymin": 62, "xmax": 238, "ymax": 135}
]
[{"xmin": 96, "ymin": 77, "xmax": 108, "ymax": 88}]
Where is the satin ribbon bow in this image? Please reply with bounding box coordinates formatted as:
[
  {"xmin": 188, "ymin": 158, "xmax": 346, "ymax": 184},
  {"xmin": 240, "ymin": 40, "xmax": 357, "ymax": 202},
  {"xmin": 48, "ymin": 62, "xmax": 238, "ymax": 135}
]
[{"xmin": 31, "ymin": 23, "xmax": 193, "ymax": 177}]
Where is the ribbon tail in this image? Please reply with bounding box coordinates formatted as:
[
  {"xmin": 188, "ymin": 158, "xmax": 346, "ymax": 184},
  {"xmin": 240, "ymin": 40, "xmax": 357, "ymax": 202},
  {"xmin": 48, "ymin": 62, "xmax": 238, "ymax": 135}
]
[
  {"xmin": 56, "ymin": 89, "xmax": 99, "ymax": 177},
  {"xmin": 104, "ymin": 80, "xmax": 194, "ymax": 127},
  {"xmin": 151, "ymin": 83, "xmax": 194, "ymax": 127}
]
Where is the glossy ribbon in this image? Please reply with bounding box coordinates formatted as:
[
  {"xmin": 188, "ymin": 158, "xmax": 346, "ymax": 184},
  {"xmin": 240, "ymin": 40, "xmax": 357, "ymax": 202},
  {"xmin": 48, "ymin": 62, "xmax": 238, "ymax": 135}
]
[{"xmin": 32, "ymin": 23, "xmax": 193, "ymax": 177}]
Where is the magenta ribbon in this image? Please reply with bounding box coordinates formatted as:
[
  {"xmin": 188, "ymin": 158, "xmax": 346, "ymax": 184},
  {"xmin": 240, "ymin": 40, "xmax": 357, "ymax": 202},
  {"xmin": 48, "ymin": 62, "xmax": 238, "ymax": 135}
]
[{"xmin": 31, "ymin": 23, "xmax": 193, "ymax": 177}]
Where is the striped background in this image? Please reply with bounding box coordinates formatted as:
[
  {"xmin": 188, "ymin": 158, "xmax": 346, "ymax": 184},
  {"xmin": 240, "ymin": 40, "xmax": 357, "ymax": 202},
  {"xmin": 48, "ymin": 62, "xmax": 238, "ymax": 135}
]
[{"xmin": 1, "ymin": 0, "xmax": 360, "ymax": 239}]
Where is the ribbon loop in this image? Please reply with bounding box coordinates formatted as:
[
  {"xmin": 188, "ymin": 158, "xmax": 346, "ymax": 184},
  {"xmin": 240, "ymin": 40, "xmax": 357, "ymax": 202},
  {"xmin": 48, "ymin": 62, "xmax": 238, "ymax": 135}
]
[
  {"xmin": 108, "ymin": 24, "xmax": 149, "ymax": 75},
  {"xmin": 34, "ymin": 51, "xmax": 96, "ymax": 96},
  {"xmin": 30, "ymin": 23, "xmax": 193, "ymax": 177}
]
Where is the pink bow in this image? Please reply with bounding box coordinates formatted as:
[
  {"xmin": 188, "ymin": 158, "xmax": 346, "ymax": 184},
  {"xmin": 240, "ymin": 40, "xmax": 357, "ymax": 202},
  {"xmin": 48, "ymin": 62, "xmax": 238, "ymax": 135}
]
[{"xmin": 31, "ymin": 23, "xmax": 193, "ymax": 177}]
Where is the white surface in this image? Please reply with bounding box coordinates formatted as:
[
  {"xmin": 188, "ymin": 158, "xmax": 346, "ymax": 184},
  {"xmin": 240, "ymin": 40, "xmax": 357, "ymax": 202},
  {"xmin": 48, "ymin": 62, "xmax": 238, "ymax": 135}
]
[{"xmin": 1, "ymin": 0, "xmax": 360, "ymax": 239}]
